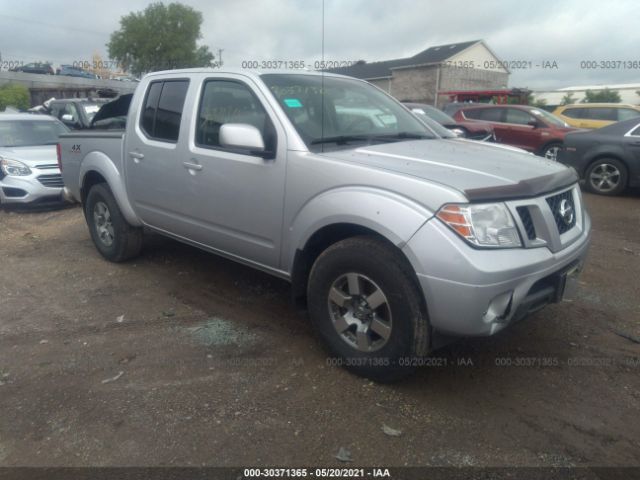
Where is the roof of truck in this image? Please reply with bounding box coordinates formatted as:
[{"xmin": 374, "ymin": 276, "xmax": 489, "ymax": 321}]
[{"xmin": 142, "ymin": 68, "xmax": 351, "ymax": 80}]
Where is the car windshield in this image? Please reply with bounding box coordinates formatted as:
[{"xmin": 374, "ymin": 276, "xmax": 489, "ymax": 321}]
[
  {"xmin": 414, "ymin": 105, "xmax": 457, "ymax": 124},
  {"xmin": 0, "ymin": 119, "xmax": 69, "ymax": 147},
  {"xmin": 409, "ymin": 111, "xmax": 456, "ymax": 138},
  {"xmin": 82, "ymin": 104, "xmax": 102, "ymax": 121},
  {"xmin": 261, "ymin": 74, "xmax": 438, "ymax": 151},
  {"xmin": 530, "ymin": 108, "xmax": 569, "ymax": 127}
]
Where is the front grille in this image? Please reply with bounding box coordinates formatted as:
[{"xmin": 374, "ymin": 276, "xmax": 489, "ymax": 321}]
[
  {"xmin": 37, "ymin": 174, "xmax": 64, "ymax": 188},
  {"xmin": 546, "ymin": 190, "xmax": 576, "ymax": 235},
  {"xmin": 35, "ymin": 164, "xmax": 59, "ymax": 170},
  {"xmin": 516, "ymin": 206, "xmax": 536, "ymax": 240}
]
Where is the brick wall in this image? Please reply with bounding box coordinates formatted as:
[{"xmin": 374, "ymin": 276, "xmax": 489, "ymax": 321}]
[
  {"xmin": 388, "ymin": 66, "xmax": 438, "ymax": 103},
  {"xmin": 367, "ymin": 65, "xmax": 510, "ymax": 106}
]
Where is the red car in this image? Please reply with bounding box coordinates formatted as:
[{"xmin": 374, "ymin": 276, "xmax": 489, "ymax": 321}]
[{"xmin": 452, "ymin": 104, "xmax": 576, "ymax": 161}]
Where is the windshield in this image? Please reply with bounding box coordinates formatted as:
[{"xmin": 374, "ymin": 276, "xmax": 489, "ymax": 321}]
[
  {"xmin": 82, "ymin": 104, "xmax": 101, "ymax": 122},
  {"xmin": 410, "ymin": 111, "xmax": 456, "ymax": 138},
  {"xmin": 530, "ymin": 108, "xmax": 569, "ymax": 127},
  {"xmin": 414, "ymin": 105, "xmax": 457, "ymax": 124},
  {"xmin": 261, "ymin": 74, "xmax": 439, "ymax": 151},
  {"xmin": 0, "ymin": 119, "xmax": 69, "ymax": 147}
]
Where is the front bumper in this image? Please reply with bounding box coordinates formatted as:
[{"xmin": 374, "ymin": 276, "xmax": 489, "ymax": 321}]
[
  {"xmin": 403, "ymin": 193, "xmax": 591, "ymax": 337},
  {"xmin": 0, "ymin": 171, "xmax": 64, "ymax": 205}
]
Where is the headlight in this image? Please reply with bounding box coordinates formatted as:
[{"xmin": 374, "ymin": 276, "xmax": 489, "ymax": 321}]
[
  {"xmin": 0, "ymin": 157, "xmax": 32, "ymax": 176},
  {"xmin": 436, "ymin": 203, "xmax": 522, "ymax": 248}
]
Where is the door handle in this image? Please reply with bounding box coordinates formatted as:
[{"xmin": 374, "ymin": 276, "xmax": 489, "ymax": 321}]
[
  {"xmin": 129, "ymin": 151, "xmax": 144, "ymax": 160},
  {"xmin": 182, "ymin": 161, "xmax": 203, "ymax": 171}
]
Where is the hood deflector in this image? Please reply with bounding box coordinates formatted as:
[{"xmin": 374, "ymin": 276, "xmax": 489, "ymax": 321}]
[{"xmin": 464, "ymin": 168, "xmax": 578, "ymax": 202}]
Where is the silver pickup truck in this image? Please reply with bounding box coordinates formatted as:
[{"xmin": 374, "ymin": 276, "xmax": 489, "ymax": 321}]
[{"xmin": 59, "ymin": 69, "xmax": 591, "ymax": 381}]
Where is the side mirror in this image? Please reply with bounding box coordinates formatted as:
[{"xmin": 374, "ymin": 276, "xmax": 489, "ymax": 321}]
[
  {"xmin": 527, "ymin": 120, "xmax": 539, "ymax": 128},
  {"xmin": 61, "ymin": 114, "xmax": 75, "ymax": 123},
  {"xmin": 219, "ymin": 123, "xmax": 265, "ymax": 153}
]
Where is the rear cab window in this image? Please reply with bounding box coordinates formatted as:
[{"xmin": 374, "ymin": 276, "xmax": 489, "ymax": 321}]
[{"xmin": 140, "ymin": 79, "xmax": 190, "ymax": 142}]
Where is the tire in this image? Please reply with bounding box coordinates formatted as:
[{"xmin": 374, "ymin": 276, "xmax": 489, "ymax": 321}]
[
  {"xmin": 584, "ymin": 157, "xmax": 628, "ymax": 196},
  {"xmin": 84, "ymin": 183, "xmax": 143, "ymax": 262},
  {"xmin": 540, "ymin": 142, "xmax": 562, "ymax": 161},
  {"xmin": 307, "ymin": 235, "xmax": 430, "ymax": 382}
]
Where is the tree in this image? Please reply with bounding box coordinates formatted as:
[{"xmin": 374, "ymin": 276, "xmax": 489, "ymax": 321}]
[
  {"xmin": 107, "ymin": 2, "xmax": 215, "ymax": 76},
  {"xmin": 0, "ymin": 84, "xmax": 30, "ymax": 111},
  {"xmin": 525, "ymin": 93, "xmax": 547, "ymax": 108},
  {"xmin": 560, "ymin": 92, "xmax": 576, "ymax": 105},
  {"xmin": 581, "ymin": 88, "xmax": 621, "ymax": 103}
]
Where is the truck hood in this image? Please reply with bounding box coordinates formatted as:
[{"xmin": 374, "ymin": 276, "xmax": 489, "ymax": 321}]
[
  {"xmin": 324, "ymin": 138, "xmax": 577, "ymax": 201},
  {"xmin": 0, "ymin": 145, "xmax": 58, "ymax": 168}
]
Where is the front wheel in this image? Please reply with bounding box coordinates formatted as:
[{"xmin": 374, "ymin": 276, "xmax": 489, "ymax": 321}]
[
  {"xmin": 307, "ymin": 236, "xmax": 430, "ymax": 382},
  {"xmin": 584, "ymin": 158, "xmax": 628, "ymax": 196},
  {"xmin": 85, "ymin": 183, "xmax": 143, "ymax": 262}
]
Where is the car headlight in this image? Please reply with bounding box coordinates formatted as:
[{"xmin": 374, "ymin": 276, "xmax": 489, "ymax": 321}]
[
  {"xmin": 0, "ymin": 157, "xmax": 32, "ymax": 176},
  {"xmin": 436, "ymin": 203, "xmax": 522, "ymax": 248}
]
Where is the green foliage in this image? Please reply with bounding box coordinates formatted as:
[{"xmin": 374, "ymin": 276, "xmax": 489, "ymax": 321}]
[
  {"xmin": 0, "ymin": 83, "xmax": 31, "ymax": 111},
  {"xmin": 560, "ymin": 92, "xmax": 576, "ymax": 105},
  {"xmin": 525, "ymin": 93, "xmax": 547, "ymax": 108},
  {"xmin": 581, "ymin": 88, "xmax": 621, "ymax": 103},
  {"xmin": 107, "ymin": 2, "xmax": 215, "ymax": 76}
]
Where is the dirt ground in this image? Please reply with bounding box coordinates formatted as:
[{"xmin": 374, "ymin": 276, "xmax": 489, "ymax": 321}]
[{"xmin": 0, "ymin": 190, "xmax": 638, "ymax": 468}]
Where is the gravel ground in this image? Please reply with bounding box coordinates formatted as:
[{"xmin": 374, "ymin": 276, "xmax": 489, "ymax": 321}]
[{"xmin": 0, "ymin": 191, "xmax": 638, "ymax": 467}]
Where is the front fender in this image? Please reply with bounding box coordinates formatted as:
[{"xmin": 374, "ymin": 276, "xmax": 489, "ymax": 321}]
[
  {"xmin": 79, "ymin": 152, "xmax": 142, "ymax": 227},
  {"xmin": 284, "ymin": 187, "xmax": 433, "ymax": 271}
]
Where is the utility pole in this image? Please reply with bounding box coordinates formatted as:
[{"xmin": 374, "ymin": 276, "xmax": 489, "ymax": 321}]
[{"xmin": 216, "ymin": 48, "xmax": 224, "ymax": 68}]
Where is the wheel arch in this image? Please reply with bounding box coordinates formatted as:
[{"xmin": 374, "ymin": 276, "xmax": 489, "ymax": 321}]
[
  {"xmin": 584, "ymin": 153, "xmax": 630, "ymax": 190},
  {"xmin": 79, "ymin": 153, "xmax": 142, "ymax": 227}
]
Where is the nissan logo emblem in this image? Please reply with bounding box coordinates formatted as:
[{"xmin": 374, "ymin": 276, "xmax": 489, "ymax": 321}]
[{"xmin": 558, "ymin": 199, "xmax": 574, "ymax": 226}]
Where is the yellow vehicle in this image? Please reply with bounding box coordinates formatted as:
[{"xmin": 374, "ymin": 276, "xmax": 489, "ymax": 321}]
[{"xmin": 552, "ymin": 103, "xmax": 640, "ymax": 129}]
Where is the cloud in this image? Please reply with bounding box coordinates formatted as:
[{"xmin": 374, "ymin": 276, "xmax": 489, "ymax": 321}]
[{"xmin": 0, "ymin": 0, "xmax": 638, "ymax": 89}]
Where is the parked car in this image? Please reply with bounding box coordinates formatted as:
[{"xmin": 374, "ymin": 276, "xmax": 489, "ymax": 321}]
[
  {"xmin": 59, "ymin": 70, "xmax": 591, "ymax": 381},
  {"xmin": 56, "ymin": 65, "xmax": 97, "ymax": 79},
  {"xmin": 558, "ymin": 117, "xmax": 640, "ymax": 195},
  {"xmin": 404, "ymin": 102, "xmax": 495, "ymax": 141},
  {"xmin": 47, "ymin": 98, "xmax": 107, "ymax": 129},
  {"xmin": 0, "ymin": 114, "xmax": 69, "ymax": 206},
  {"xmin": 552, "ymin": 103, "xmax": 640, "ymax": 129},
  {"xmin": 10, "ymin": 62, "xmax": 54, "ymax": 75},
  {"xmin": 453, "ymin": 104, "xmax": 576, "ymax": 160}
]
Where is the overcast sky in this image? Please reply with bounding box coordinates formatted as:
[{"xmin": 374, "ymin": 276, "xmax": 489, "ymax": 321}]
[{"xmin": 0, "ymin": 0, "xmax": 638, "ymax": 90}]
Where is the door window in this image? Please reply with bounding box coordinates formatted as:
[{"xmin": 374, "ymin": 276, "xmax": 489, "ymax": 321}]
[
  {"xmin": 195, "ymin": 80, "xmax": 275, "ymax": 154},
  {"xmin": 505, "ymin": 108, "xmax": 535, "ymax": 125},
  {"xmin": 618, "ymin": 108, "xmax": 640, "ymax": 121},
  {"xmin": 588, "ymin": 108, "xmax": 617, "ymax": 121},
  {"xmin": 140, "ymin": 80, "xmax": 189, "ymax": 142},
  {"xmin": 561, "ymin": 108, "xmax": 586, "ymax": 119}
]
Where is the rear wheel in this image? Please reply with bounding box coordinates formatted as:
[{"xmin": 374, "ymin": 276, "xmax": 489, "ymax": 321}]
[
  {"xmin": 585, "ymin": 158, "xmax": 627, "ymax": 196},
  {"xmin": 85, "ymin": 183, "xmax": 142, "ymax": 262},
  {"xmin": 540, "ymin": 142, "xmax": 562, "ymax": 161},
  {"xmin": 307, "ymin": 236, "xmax": 429, "ymax": 382}
]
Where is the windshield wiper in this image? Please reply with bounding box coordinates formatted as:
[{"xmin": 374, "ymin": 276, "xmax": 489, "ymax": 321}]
[
  {"xmin": 310, "ymin": 135, "xmax": 372, "ymax": 145},
  {"xmin": 311, "ymin": 132, "xmax": 430, "ymax": 146},
  {"xmin": 369, "ymin": 132, "xmax": 432, "ymax": 141}
]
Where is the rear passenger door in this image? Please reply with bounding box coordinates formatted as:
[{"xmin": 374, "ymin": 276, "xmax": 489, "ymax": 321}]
[
  {"xmin": 176, "ymin": 76, "xmax": 287, "ymax": 269},
  {"xmin": 125, "ymin": 78, "xmax": 191, "ymax": 232},
  {"xmin": 464, "ymin": 108, "xmax": 509, "ymax": 143}
]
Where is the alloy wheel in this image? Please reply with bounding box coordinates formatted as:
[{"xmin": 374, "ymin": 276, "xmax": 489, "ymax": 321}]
[
  {"xmin": 93, "ymin": 201, "xmax": 115, "ymax": 247},
  {"xmin": 327, "ymin": 272, "xmax": 392, "ymax": 352},
  {"xmin": 589, "ymin": 163, "xmax": 621, "ymax": 193}
]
